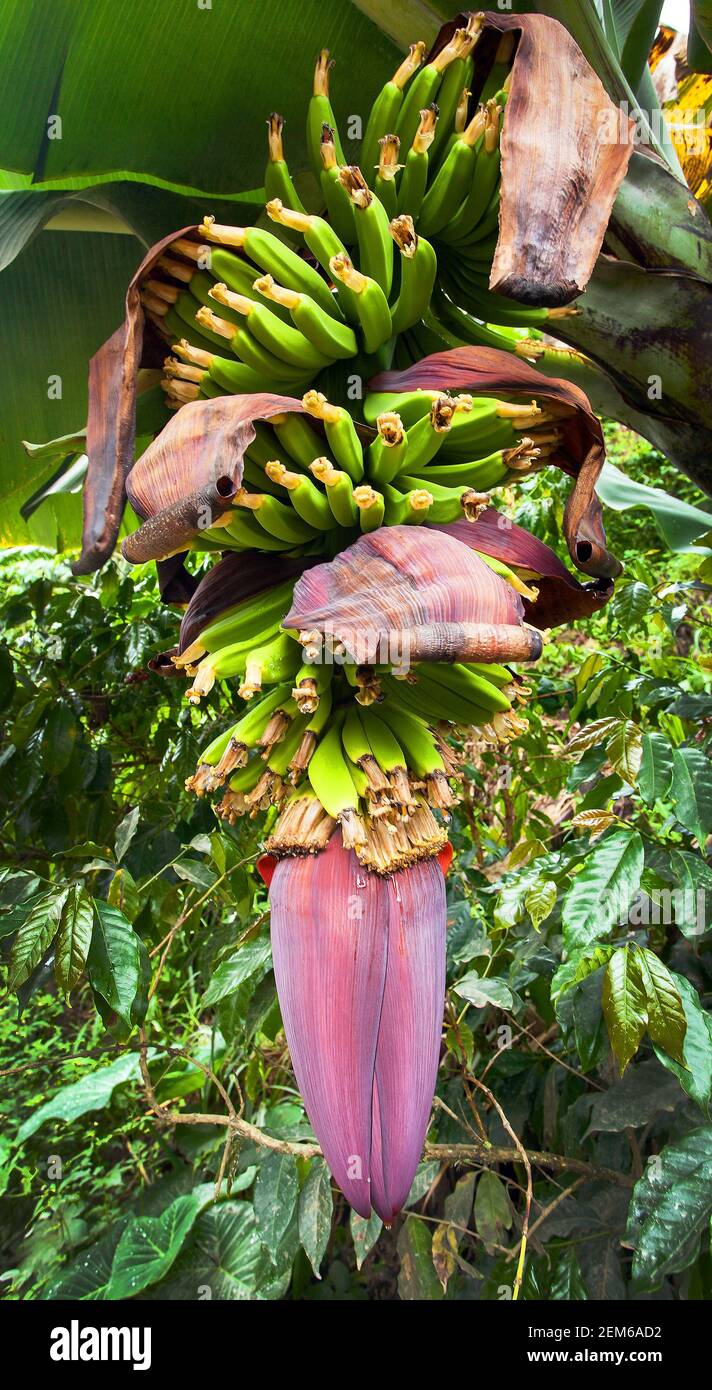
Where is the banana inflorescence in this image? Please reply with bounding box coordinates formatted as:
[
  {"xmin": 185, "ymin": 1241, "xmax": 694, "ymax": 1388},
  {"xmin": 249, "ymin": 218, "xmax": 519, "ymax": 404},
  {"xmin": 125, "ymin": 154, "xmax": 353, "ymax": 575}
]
[
  {"xmin": 180, "ymin": 571, "xmax": 533, "ymax": 874},
  {"xmin": 147, "ymin": 26, "xmax": 575, "ymax": 875}
]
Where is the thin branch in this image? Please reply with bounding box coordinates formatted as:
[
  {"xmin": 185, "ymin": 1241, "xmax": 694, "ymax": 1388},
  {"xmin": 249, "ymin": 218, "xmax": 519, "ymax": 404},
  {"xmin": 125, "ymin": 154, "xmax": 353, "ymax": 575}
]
[{"xmin": 469, "ymin": 1075, "xmax": 532, "ymax": 1301}]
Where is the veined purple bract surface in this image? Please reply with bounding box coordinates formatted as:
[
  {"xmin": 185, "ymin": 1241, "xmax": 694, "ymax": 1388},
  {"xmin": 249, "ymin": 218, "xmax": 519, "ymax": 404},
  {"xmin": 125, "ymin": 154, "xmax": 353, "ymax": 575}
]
[{"xmin": 268, "ymin": 832, "xmax": 446, "ymax": 1222}]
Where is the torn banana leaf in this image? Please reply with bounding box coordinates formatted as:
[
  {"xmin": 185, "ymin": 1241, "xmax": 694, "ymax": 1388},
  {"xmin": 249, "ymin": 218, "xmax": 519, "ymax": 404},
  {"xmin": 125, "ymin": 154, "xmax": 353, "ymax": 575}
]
[
  {"xmin": 369, "ymin": 345, "xmax": 622, "ymax": 580},
  {"xmin": 431, "ymin": 9, "xmax": 634, "ymax": 304}
]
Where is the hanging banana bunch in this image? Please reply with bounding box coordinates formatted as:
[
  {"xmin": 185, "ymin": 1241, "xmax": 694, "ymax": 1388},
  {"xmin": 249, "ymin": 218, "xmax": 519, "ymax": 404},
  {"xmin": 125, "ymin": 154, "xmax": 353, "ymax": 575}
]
[
  {"xmin": 63, "ymin": 12, "xmax": 631, "ymax": 1228},
  {"xmin": 174, "ymin": 527, "xmax": 540, "ymax": 879}
]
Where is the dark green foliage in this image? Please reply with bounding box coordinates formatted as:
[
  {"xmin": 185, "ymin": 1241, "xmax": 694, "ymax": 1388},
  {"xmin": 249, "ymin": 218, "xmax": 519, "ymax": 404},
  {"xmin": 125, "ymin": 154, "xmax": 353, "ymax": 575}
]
[{"xmin": 1, "ymin": 442, "xmax": 712, "ymax": 1300}]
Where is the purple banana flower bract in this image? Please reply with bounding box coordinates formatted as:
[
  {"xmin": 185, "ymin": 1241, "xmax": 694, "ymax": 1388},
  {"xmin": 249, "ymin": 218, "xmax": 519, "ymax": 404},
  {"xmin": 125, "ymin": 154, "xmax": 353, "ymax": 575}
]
[{"xmin": 268, "ymin": 832, "xmax": 446, "ymax": 1223}]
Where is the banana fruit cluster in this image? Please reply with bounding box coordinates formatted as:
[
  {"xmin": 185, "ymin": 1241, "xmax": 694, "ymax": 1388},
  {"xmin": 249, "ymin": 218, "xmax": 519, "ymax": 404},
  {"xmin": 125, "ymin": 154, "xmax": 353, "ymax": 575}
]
[
  {"xmin": 181, "ymin": 578, "xmax": 530, "ymax": 874},
  {"xmin": 145, "ymin": 382, "xmax": 560, "ymax": 558},
  {"xmin": 140, "ymin": 23, "xmax": 574, "ymax": 426}
]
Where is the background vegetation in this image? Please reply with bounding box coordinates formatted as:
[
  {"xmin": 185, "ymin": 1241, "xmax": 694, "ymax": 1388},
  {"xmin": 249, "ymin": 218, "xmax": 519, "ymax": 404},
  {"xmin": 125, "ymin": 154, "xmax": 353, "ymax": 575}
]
[{"xmin": 1, "ymin": 426, "xmax": 711, "ymax": 1301}]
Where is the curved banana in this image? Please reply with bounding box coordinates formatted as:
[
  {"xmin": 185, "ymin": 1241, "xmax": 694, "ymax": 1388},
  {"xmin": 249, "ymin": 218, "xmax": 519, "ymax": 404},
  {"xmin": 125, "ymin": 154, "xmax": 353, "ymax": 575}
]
[
  {"xmin": 396, "ymin": 23, "xmax": 479, "ymax": 151},
  {"xmin": 270, "ymin": 411, "xmax": 325, "ymax": 469},
  {"xmin": 394, "ymin": 474, "xmax": 477, "ymax": 523},
  {"xmin": 329, "ymin": 253, "xmax": 392, "ymax": 354},
  {"xmin": 265, "ymin": 462, "xmax": 335, "ymax": 531},
  {"xmin": 235, "ymin": 489, "xmax": 320, "ymax": 545},
  {"xmin": 178, "ymin": 578, "xmax": 295, "ymax": 664},
  {"xmin": 437, "ymin": 99, "xmax": 503, "ymax": 244},
  {"xmin": 417, "ymin": 105, "xmax": 487, "ymax": 237},
  {"xmin": 221, "ymin": 510, "xmax": 295, "ymax": 553},
  {"xmin": 307, "ymin": 50, "xmax": 346, "ymax": 176},
  {"xmin": 200, "ymin": 216, "xmax": 340, "ymax": 321},
  {"xmin": 308, "ymin": 714, "xmax": 366, "ymax": 848},
  {"xmin": 238, "ymin": 631, "xmax": 302, "ymax": 700},
  {"xmin": 361, "ymin": 43, "xmax": 425, "ymax": 178},
  {"xmin": 208, "ymin": 283, "xmax": 331, "ymax": 371},
  {"xmin": 254, "ymin": 273, "xmax": 358, "ymax": 360},
  {"xmin": 338, "ymin": 166, "xmax": 394, "ymax": 296},
  {"xmin": 309, "ymin": 458, "xmax": 359, "ymax": 527},
  {"xmin": 265, "ymin": 197, "xmax": 358, "ymax": 322},
  {"xmin": 302, "ymin": 391, "xmax": 365, "ymax": 481},
  {"xmin": 389, "ymin": 216, "xmax": 437, "ymax": 336},
  {"xmin": 416, "ymin": 662, "xmax": 512, "ymax": 715},
  {"xmin": 397, "ymin": 105, "xmax": 437, "ymax": 219}
]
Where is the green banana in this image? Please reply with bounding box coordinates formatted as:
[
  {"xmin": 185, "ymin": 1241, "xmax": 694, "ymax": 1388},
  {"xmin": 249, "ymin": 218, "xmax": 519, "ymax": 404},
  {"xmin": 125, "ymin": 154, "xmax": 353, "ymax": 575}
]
[
  {"xmin": 178, "ymin": 578, "xmax": 295, "ymax": 664},
  {"xmin": 417, "ymin": 105, "xmax": 487, "ymax": 237},
  {"xmin": 395, "ymin": 23, "xmax": 477, "ymax": 151},
  {"xmin": 195, "ymin": 684, "xmax": 296, "ymax": 789},
  {"xmin": 339, "ymin": 166, "xmax": 394, "ymax": 296},
  {"xmin": 308, "ymin": 713, "xmax": 366, "ymax": 847},
  {"xmin": 394, "ymin": 396, "xmax": 457, "ymax": 473},
  {"xmin": 427, "ymin": 40, "xmax": 474, "ymax": 165},
  {"xmin": 383, "ymin": 671, "xmax": 491, "ymax": 728},
  {"xmin": 438, "ymin": 99, "xmax": 503, "ymax": 244},
  {"xmin": 235, "ymin": 490, "xmax": 320, "ymax": 545},
  {"xmin": 367, "ymin": 410, "xmax": 408, "ymax": 484},
  {"xmin": 265, "ymin": 713, "xmax": 311, "ymax": 776},
  {"xmin": 221, "ymin": 510, "xmax": 296, "ymax": 553},
  {"xmin": 363, "ymin": 389, "xmax": 440, "ymax": 429},
  {"xmin": 302, "ymin": 391, "xmax": 365, "ymax": 481},
  {"xmin": 270, "ymin": 411, "xmax": 325, "ymax": 469},
  {"xmin": 309, "ymin": 458, "xmax": 359, "ymax": 527},
  {"xmin": 265, "ymin": 112, "xmax": 307, "ymax": 221},
  {"xmin": 200, "ymin": 216, "xmax": 341, "ymax": 321},
  {"xmin": 238, "ymin": 630, "xmax": 302, "ymax": 699},
  {"xmin": 382, "ymin": 483, "xmax": 432, "ymax": 525},
  {"xmin": 394, "ymin": 474, "xmax": 474, "ymax": 523},
  {"xmin": 329, "ymin": 252, "xmax": 392, "ymax": 354},
  {"xmin": 354, "ymin": 485, "xmax": 385, "ymax": 533},
  {"xmin": 265, "ymin": 197, "xmax": 359, "ymax": 323},
  {"xmin": 389, "ymin": 216, "xmax": 437, "ymax": 336},
  {"xmin": 318, "ymin": 123, "xmax": 358, "ymax": 247},
  {"xmin": 397, "ymin": 105, "xmax": 437, "ymax": 219},
  {"xmin": 254, "ymin": 272, "xmax": 357, "ymax": 359},
  {"xmin": 416, "ymin": 662, "xmax": 512, "ymax": 715},
  {"xmin": 361, "ymin": 42, "xmax": 425, "ymax": 178},
  {"xmin": 208, "ymin": 283, "xmax": 331, "ymax": 371},
  {"xmin": 180, "ymin": 317, "xmax": 310, "ymax": 388},
  {"xmin": 375, "ymin": 135, "xmax": 401, "ymax": 220},
  {"xmin": 416, "ymin": 452, "xmax": 510, "ymax": 491},
  {"xmin": 307, "ymin": 50, "xmax": 346, "ymax": 176},
  {"xmin": 359, "ymin": 707, "xmax": 408, "ymax": 776},
  {"xmin": 376, "ymin": 701, "xmax": 444, "ymax": 778},
  {"xmin": 265, "ymin": 462, "xmax": 335, "ymax": 531},
  {"xmin": 185, "ymin": 619, "xmax": 284, "ymax": 701}
]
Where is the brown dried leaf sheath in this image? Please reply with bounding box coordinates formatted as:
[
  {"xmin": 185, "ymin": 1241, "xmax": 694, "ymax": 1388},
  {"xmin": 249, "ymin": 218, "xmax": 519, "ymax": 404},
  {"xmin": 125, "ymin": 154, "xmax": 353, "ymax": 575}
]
[
  {"xmin": 283, "ymin": 526, "xmax": 542, "ymax": 666},
  {"xmin": 431, "ymin": 11, "xmax": 635, "ymax": 305},
  {"xmin": 369, "ymin": 346, "xmax": 622, "ymax": 581},
  {"xmin": 74, "ymin": 224, "xmax": 202, "ymax": 576}
]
